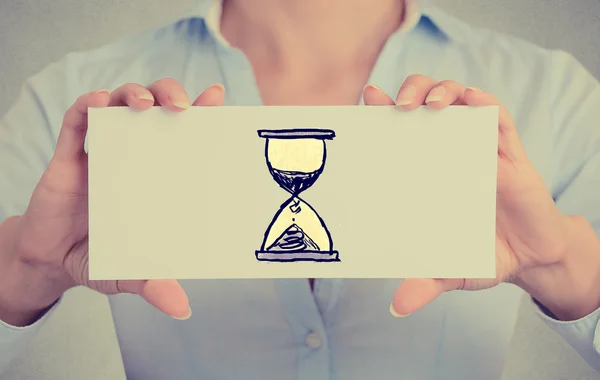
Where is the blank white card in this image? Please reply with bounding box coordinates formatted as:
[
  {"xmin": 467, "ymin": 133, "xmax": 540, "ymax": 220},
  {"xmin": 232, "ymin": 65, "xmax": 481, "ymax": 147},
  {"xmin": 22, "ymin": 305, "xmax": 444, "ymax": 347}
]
[{"xmin": 87, "ymin": 106, "xmax": 499, "ymax": 280}]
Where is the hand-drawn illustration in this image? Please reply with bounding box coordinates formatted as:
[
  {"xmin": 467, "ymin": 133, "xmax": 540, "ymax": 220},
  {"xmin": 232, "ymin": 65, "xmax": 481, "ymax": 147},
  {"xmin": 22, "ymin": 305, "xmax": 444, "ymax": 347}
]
[{"xmin": 256, "ymin": 129, "xmax": 340, "ymax": 262}]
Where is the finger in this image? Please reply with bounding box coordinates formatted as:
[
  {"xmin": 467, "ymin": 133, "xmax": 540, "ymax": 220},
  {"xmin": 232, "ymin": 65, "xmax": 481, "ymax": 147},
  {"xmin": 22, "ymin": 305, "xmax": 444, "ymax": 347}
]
[
  {"xmin": 108, "ymin": 83, "xmax": 155, "ymax": 109},
  {"xmin": 363, "ymin": 84, "xmax": 395, "ymax": 106},
  {"xmin": 395, "ymin": 74, "xmax": 438, "ymax": 110},
  {"xmin": 192, "ymin": 83, "xmax": 226, "ymax": 106},
  {"xmin": 117, "ymin": 279, "xmax": 191, "ymax": 320},
  {"xmin": 390, "ymin": 278, "xmax": 463, "ymax": 317},
  {"xmin": 146, "ymin": 78, "xmax": 191, "ymax": 112},
  {"xmin": 54, "ymin": 89, "xmax": 111, "ymax": 162},
  {"xmin": 463, "ymin": 88, "xmax": 526, "ymax": 162},
  {"xmin": 424, "ymin": 80, "xmax": 468, "ymax": 109}
]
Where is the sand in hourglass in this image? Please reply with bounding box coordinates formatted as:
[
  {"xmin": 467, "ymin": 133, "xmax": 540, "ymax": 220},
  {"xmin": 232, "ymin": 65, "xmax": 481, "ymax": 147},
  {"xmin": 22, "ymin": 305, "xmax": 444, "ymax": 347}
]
[{"xmin": 265, "ymin": 168, "xmax": 321, "ymax": 252}]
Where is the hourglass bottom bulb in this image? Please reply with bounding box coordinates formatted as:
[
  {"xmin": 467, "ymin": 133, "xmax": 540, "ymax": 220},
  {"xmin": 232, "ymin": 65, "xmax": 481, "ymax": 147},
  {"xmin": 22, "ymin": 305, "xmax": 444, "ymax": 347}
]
[{"xmin": 255, "ymin": 197, "xmax": 340, "ymax": 262}]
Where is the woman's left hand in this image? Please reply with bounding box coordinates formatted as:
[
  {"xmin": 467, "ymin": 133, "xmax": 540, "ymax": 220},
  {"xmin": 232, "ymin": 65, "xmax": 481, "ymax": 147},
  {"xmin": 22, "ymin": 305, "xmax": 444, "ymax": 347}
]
[{"xmin": 363, "ymin": 74, "xmax": 584, "ymax": 319}]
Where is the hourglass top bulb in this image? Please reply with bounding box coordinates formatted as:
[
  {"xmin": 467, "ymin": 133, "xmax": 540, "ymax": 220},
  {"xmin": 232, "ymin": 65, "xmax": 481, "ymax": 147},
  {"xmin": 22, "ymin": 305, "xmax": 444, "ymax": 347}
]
[{"xmin": 257, "ymin": 129, "xmax": 335, "ymax": 196}]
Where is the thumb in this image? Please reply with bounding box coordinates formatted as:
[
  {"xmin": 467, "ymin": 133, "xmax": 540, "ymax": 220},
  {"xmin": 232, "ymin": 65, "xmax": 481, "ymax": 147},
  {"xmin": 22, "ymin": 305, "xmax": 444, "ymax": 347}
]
[
  {"xmin": 82, "ymin": 257, "xmax": 191, "ymax": 320},
  {"xmin": 116, "ymin": 279, "xmax": 191, "ymax": 320},
  {"xmin": 54, "ymin": 89, "xmax": 111, "ymax": 162},
  {"xmin": 390, "ymin": 278, "xmax": 464, "ymax": 317},
  {"xmin": 462, "ymin": 87, "xmax": 526, "ymax": 163}
]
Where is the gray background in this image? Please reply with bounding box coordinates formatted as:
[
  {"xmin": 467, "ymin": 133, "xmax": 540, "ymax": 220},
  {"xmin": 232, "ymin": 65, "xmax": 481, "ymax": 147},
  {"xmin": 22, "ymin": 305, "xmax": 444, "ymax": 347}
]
[{"xmin": 0, "ymin": 0, "xmax": 599, "ymax": 379}]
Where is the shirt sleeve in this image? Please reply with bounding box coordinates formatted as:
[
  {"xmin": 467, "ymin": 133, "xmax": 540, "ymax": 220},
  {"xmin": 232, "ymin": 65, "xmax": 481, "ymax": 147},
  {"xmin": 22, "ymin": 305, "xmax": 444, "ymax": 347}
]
[
  {"xmin": 532, "ymin": 297, "xmax": 600, "ymax": 372},
  {"xmin": 535, "ymin": 50, "xmax": 600, "ymax": 372},
  {"xmin": 0, "ymin": 299, "xmax": 63, "ymax": 371},
  {"xmin": 0, "ymin": 57, "xmax": 74, "ymax": 371}
]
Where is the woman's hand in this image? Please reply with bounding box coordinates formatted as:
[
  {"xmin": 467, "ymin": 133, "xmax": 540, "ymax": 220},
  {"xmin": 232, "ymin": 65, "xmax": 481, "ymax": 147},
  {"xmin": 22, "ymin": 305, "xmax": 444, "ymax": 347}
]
[
  {"xmin": 8, "ymin": 79, "xmax": 224, "ymax": 325},
  {"xmin": 363, "ymin": 75, "xmax": 600, "ymax": 321}
]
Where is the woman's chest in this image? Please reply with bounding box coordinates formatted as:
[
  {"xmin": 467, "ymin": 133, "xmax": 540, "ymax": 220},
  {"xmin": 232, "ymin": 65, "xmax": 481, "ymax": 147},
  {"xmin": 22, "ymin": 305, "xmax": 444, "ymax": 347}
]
[{"xmin": 109, "ymin": 279, "xmax": 524, "ymax": 380}]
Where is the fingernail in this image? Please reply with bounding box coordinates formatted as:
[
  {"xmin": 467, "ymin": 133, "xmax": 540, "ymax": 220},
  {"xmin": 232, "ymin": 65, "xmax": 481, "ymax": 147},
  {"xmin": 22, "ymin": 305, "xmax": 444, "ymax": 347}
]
[
  {"xmin": 136, "ymin": 90, "xmax": 154, "ymax": 101},
  {"xmin": 466, "ymin": 87, "xmax": 481, "ymax": 92},
  {"xmin": 170, "ymin": 90, "xmax": 190, "ymax": 109},
  {"xmin": 171, "ymin": 97, "xmax": 190, "ymax": 109},
  {"xmin": 95, "ymin": 89, "xmax": 110, "ymax": 95},
  {"xmin": 173, "ymin": 306, "xmax": 192, "ymax": 320},
  {"xmin": 210, "ymin": 83, "xmax": 225, "ymax": 93},
  {"xmin": 396, "ymin": 85, "xmax": 416, "ymax": 106},
  {"xmin": 425, "ymin": 86, "xmax": 446, "ymax": 103},
  {"xmin": 390, "ymin": 303, "xmax": 410, "ymax": 318},
  {"xmin": 363, "ymin": 84, "xmax": 383, "ymax": 93}
]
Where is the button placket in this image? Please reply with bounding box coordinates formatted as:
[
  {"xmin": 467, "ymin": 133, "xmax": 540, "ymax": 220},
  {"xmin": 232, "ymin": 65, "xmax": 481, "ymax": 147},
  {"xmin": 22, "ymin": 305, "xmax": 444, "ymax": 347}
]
[
  {"xmin": 274, "ymin": 279, "xmax": 332, "ymax": 380},
  {"xmin": 305, "ymin": 331, "xmax": 323, "ymax": 350}
]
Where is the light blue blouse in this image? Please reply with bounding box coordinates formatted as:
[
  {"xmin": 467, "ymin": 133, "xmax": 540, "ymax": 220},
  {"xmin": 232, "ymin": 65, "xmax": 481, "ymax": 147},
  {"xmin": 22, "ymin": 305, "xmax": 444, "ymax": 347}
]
[{"xmin": 1, "ymin": 1, "xmax": 599, "ymax": 379}]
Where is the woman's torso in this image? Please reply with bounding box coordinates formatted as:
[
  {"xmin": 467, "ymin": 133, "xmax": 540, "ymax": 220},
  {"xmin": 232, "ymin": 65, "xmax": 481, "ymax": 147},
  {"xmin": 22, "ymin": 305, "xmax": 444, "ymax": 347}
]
[{"xmin": 52, "ymin": 7, "xmax": 569, "ymax": 379}]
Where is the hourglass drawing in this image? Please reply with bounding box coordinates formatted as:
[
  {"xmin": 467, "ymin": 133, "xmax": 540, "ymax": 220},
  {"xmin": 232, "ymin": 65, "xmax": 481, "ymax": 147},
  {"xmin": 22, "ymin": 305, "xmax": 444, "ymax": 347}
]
[{"xmin": 255, "ymin": 128, "xmax": 340, "ymax": 262}]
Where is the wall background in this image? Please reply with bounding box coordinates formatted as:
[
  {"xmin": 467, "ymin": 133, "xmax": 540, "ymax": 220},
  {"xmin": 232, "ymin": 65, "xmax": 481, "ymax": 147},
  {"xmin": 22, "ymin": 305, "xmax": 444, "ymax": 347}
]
[{"xmin": 0, "ymin": 0, "xmax": 598, "ymax": 379}]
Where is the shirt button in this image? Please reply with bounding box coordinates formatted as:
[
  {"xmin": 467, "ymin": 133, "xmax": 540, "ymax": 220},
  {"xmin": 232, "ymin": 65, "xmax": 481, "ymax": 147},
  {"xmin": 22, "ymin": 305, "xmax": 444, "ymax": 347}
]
[{"xmin": 305, "ymin": 331, "xmax": 322, "ymax": 349}]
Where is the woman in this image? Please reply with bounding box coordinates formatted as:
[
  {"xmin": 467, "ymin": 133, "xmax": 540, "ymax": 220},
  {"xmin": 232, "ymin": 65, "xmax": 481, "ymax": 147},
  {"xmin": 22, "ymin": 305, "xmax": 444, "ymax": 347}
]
[{"xmin": 1, "ymin": 0, "xmax": 599, "ymax": 378}]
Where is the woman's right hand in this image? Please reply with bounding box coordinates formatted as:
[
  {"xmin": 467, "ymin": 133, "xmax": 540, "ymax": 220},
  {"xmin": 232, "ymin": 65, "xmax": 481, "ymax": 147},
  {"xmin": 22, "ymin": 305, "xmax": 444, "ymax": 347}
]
[{"xmin": 10, "ymin": 79, "xmax": 225, "ymax": 322}]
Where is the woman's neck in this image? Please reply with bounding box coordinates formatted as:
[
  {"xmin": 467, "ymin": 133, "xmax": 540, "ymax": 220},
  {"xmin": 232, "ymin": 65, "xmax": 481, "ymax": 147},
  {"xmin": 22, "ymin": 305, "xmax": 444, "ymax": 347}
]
[{"xmin": 220, "ymin": 0, "xmax": 406, "ymax": 73}]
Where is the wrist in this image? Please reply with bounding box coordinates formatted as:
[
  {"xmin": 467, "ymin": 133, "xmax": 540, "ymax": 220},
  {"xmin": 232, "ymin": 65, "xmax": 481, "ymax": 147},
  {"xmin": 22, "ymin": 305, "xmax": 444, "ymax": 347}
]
[
  {"xmin": 0, "ymin": 216, "xmax": 70, "ymax": 326},
  {"xmin": 0, "ymin": 260, "xmax": 55, "ymax": 327},
  {"xmin": 515, "ymin": 215, "xmax": 600, "ymax": 321}
]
